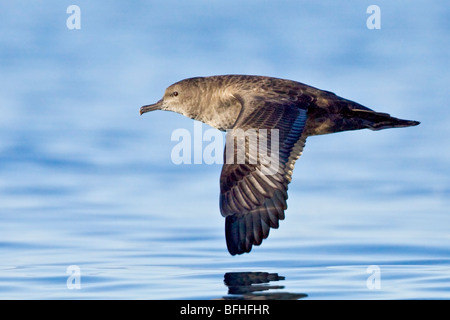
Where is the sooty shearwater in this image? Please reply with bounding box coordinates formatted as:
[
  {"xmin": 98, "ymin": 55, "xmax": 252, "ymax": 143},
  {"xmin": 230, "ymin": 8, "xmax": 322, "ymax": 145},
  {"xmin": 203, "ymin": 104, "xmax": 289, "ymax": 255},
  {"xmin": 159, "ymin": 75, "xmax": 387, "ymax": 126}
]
[{"xmin": 140, "ymin": 75, "xmax": 420, "ymax": 255}]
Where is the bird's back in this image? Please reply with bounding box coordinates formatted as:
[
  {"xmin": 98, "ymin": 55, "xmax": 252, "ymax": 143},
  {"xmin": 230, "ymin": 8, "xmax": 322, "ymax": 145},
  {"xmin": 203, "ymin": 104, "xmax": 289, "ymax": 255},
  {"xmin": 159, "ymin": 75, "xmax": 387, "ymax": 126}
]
[{"xmin": 198, "ymin": 75, "xmax": 419, "ymax": 136}]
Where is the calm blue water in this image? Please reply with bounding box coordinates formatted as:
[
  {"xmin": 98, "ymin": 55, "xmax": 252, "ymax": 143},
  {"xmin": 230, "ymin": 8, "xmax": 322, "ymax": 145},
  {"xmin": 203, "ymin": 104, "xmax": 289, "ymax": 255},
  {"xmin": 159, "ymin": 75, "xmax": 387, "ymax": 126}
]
[{"xmin": 1, "ymin": 1, "xmax": 449, "ymax": 299}]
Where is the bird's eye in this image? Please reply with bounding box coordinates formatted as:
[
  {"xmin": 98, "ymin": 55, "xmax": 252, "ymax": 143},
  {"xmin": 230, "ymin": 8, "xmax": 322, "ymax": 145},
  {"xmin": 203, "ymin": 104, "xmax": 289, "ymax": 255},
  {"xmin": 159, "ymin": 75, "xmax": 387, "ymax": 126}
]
[{"xmin": 172, "ymin": 91, "xmax": 178, "ymax": 97}]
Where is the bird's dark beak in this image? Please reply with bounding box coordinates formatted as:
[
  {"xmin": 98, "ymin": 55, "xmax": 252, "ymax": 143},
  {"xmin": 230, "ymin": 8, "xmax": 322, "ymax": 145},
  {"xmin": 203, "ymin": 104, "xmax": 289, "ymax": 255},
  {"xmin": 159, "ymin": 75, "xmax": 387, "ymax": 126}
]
[{"xmin": 140, "ymin": 99, "xmax": 163, "ymax": 115}]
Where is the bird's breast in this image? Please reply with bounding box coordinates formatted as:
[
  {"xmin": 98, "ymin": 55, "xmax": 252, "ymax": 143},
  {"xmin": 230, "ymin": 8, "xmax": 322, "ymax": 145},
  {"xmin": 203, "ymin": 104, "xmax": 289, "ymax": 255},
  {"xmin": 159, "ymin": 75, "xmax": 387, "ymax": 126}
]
[{"xmin": 198, "ymin": 92, "xmax": 243, "ymax": 131}]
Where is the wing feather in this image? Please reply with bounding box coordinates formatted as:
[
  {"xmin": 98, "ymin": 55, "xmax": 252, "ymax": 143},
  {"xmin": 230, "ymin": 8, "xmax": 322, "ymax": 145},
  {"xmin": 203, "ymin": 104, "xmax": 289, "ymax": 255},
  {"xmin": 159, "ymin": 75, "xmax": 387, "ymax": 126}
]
[{"xmin": 221, "ymin": 98, "xmax": 309, "ymax": 255}]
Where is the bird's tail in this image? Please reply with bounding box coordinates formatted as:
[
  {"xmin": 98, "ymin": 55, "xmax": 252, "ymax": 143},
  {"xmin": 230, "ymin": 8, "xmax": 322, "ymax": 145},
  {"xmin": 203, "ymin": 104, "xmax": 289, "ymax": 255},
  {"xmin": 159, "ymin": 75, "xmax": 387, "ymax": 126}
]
[{"xmin": 349, "ymin": 109, "xmax": 420, "ymax": 131}]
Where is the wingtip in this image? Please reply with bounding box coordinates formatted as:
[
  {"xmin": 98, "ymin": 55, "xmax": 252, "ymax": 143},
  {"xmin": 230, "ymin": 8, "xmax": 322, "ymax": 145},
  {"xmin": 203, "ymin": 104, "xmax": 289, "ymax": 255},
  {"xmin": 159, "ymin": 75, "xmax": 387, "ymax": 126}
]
[{"xmin": 225, "ymin": 215, "xmax": 255, "ymax": 255}]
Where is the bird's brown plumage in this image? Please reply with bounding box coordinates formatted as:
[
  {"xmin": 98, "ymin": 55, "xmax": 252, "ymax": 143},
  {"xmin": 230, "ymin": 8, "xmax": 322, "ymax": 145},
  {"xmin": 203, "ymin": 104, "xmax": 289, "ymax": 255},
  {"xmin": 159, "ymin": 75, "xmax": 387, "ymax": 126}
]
[{"xmin": 140, "ymin": 75, "xmax": 420, "ymax": 255}]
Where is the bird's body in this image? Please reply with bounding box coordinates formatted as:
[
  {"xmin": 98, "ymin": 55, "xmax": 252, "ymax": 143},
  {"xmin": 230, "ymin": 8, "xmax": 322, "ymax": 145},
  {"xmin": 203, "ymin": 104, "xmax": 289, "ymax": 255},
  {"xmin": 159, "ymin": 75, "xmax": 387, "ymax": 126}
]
[{"xmin": 140, "ymin": 75, "xmax": 419, "ymax": 255}]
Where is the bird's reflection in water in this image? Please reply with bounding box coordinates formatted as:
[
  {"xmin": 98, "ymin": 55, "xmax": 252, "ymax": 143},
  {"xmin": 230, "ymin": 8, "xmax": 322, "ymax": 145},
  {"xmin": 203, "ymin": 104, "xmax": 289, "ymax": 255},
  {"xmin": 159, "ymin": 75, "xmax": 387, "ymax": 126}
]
[{"xmin": 222, "ymin": 272, "xmax": 307, "ymax": 300}]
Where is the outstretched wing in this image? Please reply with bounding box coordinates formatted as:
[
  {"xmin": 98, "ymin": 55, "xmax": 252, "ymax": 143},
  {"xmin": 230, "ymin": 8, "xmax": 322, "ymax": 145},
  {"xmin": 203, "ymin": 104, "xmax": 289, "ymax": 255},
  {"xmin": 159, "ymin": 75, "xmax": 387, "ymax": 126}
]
[{"xmin": 220, "ymin": 97, "xmax": 308, "ymax": 255}]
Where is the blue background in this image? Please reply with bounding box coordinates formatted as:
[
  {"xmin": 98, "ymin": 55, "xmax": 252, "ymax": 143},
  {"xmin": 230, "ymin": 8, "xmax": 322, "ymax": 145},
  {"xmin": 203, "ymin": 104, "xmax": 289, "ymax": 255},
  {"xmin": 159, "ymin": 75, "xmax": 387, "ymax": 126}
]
[{"xmin": 0, "ymin": 0, "xmax": 448, "ymax": 299}]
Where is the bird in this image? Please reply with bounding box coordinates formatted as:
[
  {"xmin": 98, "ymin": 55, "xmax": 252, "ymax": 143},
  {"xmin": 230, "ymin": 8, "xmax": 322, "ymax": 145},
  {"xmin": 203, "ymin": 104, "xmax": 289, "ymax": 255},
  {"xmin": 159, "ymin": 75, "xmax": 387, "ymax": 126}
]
[{"xmin": 140, "ymin": 75, "xmax": 420, "ymax": 255}]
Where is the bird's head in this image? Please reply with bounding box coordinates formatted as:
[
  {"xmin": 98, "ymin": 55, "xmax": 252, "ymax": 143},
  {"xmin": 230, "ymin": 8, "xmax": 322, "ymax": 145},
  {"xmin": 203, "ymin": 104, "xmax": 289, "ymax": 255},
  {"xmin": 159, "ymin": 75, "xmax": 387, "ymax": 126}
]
[{"xmin": 140, "ymin": 78, "xmax": 204, "ymax": 118}]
